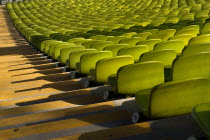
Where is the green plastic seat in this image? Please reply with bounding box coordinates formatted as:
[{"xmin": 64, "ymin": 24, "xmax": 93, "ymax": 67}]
[
  {"xmin": 68, "ymin": 49, "xmax": 97, "ymax": 69},
  {"xmin": 157, "ymin": 29, "xmax": 176, "ymax": 37},
  {"xmin": 108, "ymin": 62, "xmax": 164, "ymax": 95},
  {"xmin": 148, "ymin": 33, "xmax": 172, "ymax": 41},
  {"xmin": 103, "ymin": 44, "xmax": 130, "ymax": 56},
  {"xmin": 90, "ymin": 56, "xmax": 134, "ymax": 83},
  {"xmin": 118, "ymin": 45, "xmax": 149, "ymax": 62},
  {"xmin": 136, "ymin": 78, "xmax": 210, "ymax": 119},
  {"xmin": 189, "ymin": 34, "xmax": 210, "ymax": 45},
  {"xmin": 107, "ymin": 36, "xmax": 127, "ymax": 45},
  {"xmin": 169, "ymin": 34, "xmax": 194, "ymax": 46},
  {"xmin": 53, "ymin": 44, "xmax": 77, "ymax": 60},
  {"xmin": 172, "ymin": 52, "xmax": 210, "ymax": 81},
  {"xmin": 48, "ymin": 42, "xmax": 70, "ymax": 57},
  {"xmin": 175, "ymin": 28, "xmax": 198, "ymax": 37},
  {"xmin": 154, "ymin": 40, "xmax": 185, "ymax": 54},
  {"xmin": 183, "ymin": 42, "xmax": 210, "ymax": 56},
  {"xmin": 137, "ymin": 39, "xmax": 162, "ymax": 51},
  {"xmin": 139, "ymin": 50, "xmax": 177, "ymax": 67},
  {"xmin": 91, "ymin": 41, "xmax": 114, "ymax": 51},
  {"xmin": 119, "ymin": 37, "xmax": 142, "ymax": 46},
  {"xmin": 192, "ymin": 102, "xmax": 210, "ymax": 139},
  {"xmin": 59, "ymin": 47, "xmax": 85, "ymax": 64},
  {"xmin": 121, "ymin": 32, "xmax": 137, "ymax": 38},
  {"xmin": 81, "ymin": 40, "xmax": 103, "ymax": 49},
  {"xmin": 132, "ymin": 32, "xmax": 152, "ymax": 40},
  {"xmin": 79, "ymin": 51, "xmax": 113, "ymax": 74}
]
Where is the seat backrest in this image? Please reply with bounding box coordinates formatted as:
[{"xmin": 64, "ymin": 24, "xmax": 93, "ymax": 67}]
[
  {"xmin": 175, "ymin": 28, "xmax": 198, "ymax": 37},
  {"xmin": 172, "ymin": 52, "xmax": 210, "ymax": 81},
  {"xmin": 169, "ymin": 34, "xmax": 194, "ymax": 46},
  {"xmin": 79, "ymin": 51, "xmax": 113, "ymax": 74},
  {"xmin": 189, "ymin": 34, "xmax": 210, "ymax": 45},
  {"xmin": 118, "ymin": 45, "xmax": 149, "ymax": 62},
  {"xmin": 154, "ymin": 40, "xmax": 184, "ymax": 54},
  {"xmin": 133, "ymin": 32, "xmax": 152, "ymax": 40},
  {"xmin": 93, "ymin": 56, "xmax": 134, "ymax": 83},
  {"xmin": 68, "ymin": 49, "xmax": 97, "ymax": 69},
  {"xmin": 53, "ymin": 44, "xmax": 77, "ymax": 60},
  {"xmin": 107, "ymin": 36, "xmax": 127, "ymax": 44},
  {"xmin": 91, "ymin": 41, "xmax": 114, "ymax": 51},
  {"xmin": 59, "ymin": 46, "xmax": 85, "ymax": 64},
  {"xmin": 147, "ymin": 33, "xmax": 171, "ymax": 41},
  {"xmin": 140, "ymin": 50, "xmax": 176, "ymax": 67},
  {"xmin": 137, "ymin": 39, "xmax": 162, "ymax": 50},
  {"xmin": 117, "ymin": 62, "xmax": 164, "ymax": 95},
  {"xmin": 104, "ymin": 44, "xmax": 130, "ymax": 56},
  {"xmin": 183, "ymin": 42, "xmax": 210, "ymax": 56},
  {"xmin": 119, "ymin": 37, "xmax": 143, "ymax": 46},
  {"xmin": 150, "ymin": 78, "xmax": 210, "ymax": 118},
  {"xmin": 81, "ymin": 40, "xmax": 102, "ymax": 49}
]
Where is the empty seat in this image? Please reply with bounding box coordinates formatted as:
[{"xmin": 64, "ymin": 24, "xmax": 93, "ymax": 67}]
[
  {"xmin": 104, "ymin": 44, "xmax": 130, "ymax": 56},
  {"xmin": 78, "ymin": 51, "xmax": 113, "ymax": 75},
  {"xmin": 172, "ymin": 53, "xmax": 210, "ymax": 81},
  {"xmin": 107, "ymin": 36, "xmax": 127, "ymax": 45},
  {"xmin": 183, "ymin": 42, "xmax": 210, "ymax": 56},
  {"xmin": 108, "ymin": 62, "xmax": 164, "ymax": 95},
  {"xmin": 147, "ymin": 33, "xmax": 172, "ymax": 41},
  {"xmin": 90, "ymin": 56, "xmax": 134, "ymax": 83},
  {"xmin": 59, "ymin": 47, "xmax": 85, "ymax": 64},
  {"xmin": 118, "ymin": 45, "xmax": 149, "ymax": 62},
  {"xmin": 169, "ymin": 34, "xmax": 193, "ymax": 46},
  {"xmin": 189, "ymin": 34, "xmax": 210, "ymax": 45},
  {"xmin": 53, "ymin": 44, "xmax": 77, "ymax": 60},
  {"xmin": 91, "ymin": 41, "xmax": 114, "ymax": 51},
  {"xmin": 139, "ymin": 50, "xmax": 176, "ymax": 67},
  {"xmin": 119, "ymin": 37, "xmax": 142, "ymax": 46},
  {"xmin": 135, "ymin": 78, "xmax": 210, "ymax": 119},
  {"xmin": 132, "ymin": 32, "xmax": 152, "ymax": 40},
  {"xmin": 137, "ymin": 39, "xmax": 162, "ymax": 50},
  {"xmin": 154, "ymin": 40, "xmax": 185, "ymax": 54},
  {"xmin": 68, "ymin": 49, "xmax": 97, "ymax": 69}
]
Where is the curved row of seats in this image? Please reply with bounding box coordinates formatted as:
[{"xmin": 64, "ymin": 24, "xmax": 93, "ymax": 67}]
[{"xmin": 5, "ymin": 0, "xmax": 210, "ymax": 139}]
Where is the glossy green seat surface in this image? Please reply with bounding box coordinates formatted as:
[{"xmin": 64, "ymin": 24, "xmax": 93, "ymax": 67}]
[
  {"xmin": 172, "ymin": 52, "xmax": 210, "ymax": 81},
  {"xmin": 91, "ymin": 41, "xmax": 114, "ymax": 51},
  {"xmin": 136, "ymin": 78, "xmax": 210, "ymax": 119},
  {"xmin": 79, "ymin": 51, "xmax": 113, "ymax": 74},
  {"xmin": 59, "ymin": 47, "xmax": 85, "ymax": 64},
  {"xmin": 183, "ymin": 42, "xmax": 210, "ymax": 56},
  {"xmin": 118, "ymin": 45, "xmax": 149, "ymax": 62},
  {"xmin": 53, "ymin": 44, "xmax": 77, "ymax": 60},
  {"xmin": 137, "ymin": 39, "xmax": 162, "ymax": 51},
  {"xmin": 69, "ymin": 49, "xmax": 97, "ymax": 69},
  {"xmin": 139, "ymin": 50, "xmax": 176, "ymax": 67},
  {"xmin": 90, "ymin": 56, "xmax": 134, "ymax": 83},
  {"xmin": 189, "ymin": 34, "xmax": 210, "ymax": 45},
  {"xmin": 109, "ymin": 62, "xmax": 164, "ymax": 95},
  {"xmin": 154, "ymin": 40, "xmax": 184, "ymax": 54},
  {"xmin": 104, "ymin": 44, "xmax": 130, "ymax": 56}
]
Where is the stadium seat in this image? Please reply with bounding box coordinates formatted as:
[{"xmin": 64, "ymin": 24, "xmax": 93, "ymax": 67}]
[
  {"xmin": 104, "ymin": 44, "xmax": 130, "ymax": 56},
  {"xmin": 59, "ymin": 46, "xmax": 85, "ymax": 64},
  {"xmin": 118, "ymin": 45, "xmax": 149, "ymax": 62},
  {"xmin": 136, "ymin": 39, "xmax": 162, "ymax": 50},
  {"xmin": 154, "ymin": 40, "xmax": 184, "ymax": 54},
  {"xmin": 135, "ymin": 78, "xmax": 210, "ymax": 119},
  {"xmin": 183, "ymin": 42, "xmax": 210, "ymax": 56},
  {"xmin": 90, "ymin": 56, "xmax": 134, "ymax": 83},
  {"xmin": 108, "ymin": 62, "xmax": 164, "ymax": 96},
  {"xmin": 78, "ymin": 51, "xmax": 113, "ymax": 75}
]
